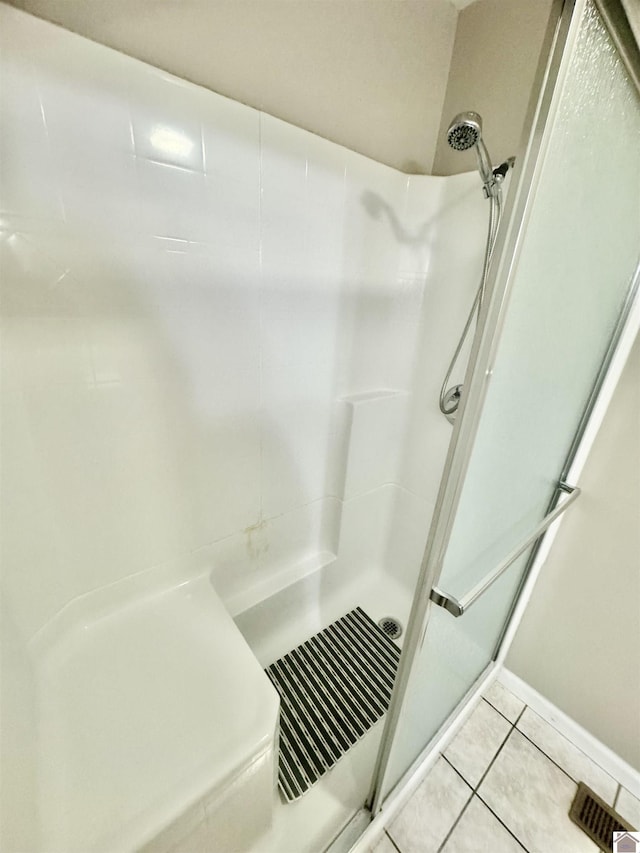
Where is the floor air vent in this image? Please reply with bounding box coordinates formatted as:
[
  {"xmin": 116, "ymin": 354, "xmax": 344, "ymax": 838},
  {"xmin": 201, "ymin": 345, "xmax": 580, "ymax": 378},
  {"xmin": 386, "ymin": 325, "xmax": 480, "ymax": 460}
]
[
  {"xmin": 569, "ymin": 782, "xmax": 634, "ymax": 851},
  {"xmin": 378, "ymin": 616, "xmax": 403, "ymax": 640},
  {"xmin": 265, "ymin": 607, "xmax": 400, "ymax": 802}
]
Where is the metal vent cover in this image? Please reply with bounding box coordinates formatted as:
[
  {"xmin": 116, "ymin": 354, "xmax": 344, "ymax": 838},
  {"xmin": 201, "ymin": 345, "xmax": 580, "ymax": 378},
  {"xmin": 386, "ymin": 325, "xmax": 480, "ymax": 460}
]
[
  {"xmin": 569, "ymin": 782, "xmax": 634, "ymax": 851},
  {"xmin": 378, "ymin": 616, "xmax": 402, "ymax": 640}
]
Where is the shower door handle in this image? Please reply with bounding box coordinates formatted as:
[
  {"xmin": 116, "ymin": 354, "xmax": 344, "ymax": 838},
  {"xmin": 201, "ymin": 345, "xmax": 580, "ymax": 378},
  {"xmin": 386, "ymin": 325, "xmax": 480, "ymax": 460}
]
[{"xmin": 429, "ymin": 482, "xmax": 581, "ymax": 618}]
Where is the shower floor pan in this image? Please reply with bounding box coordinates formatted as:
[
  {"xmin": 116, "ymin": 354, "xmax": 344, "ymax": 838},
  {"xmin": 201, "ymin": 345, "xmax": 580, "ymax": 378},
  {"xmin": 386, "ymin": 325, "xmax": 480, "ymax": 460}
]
[
  {"xmin": 234, "ymin": 563, "xmax": 414, "ymax": 853},
  {"xmin": 34, "ymin": 575, "xmax": 279, "ymax": 853},
  {"xmin": 234, "ymin": 562, "xmax": 412, "ymax": 667}
]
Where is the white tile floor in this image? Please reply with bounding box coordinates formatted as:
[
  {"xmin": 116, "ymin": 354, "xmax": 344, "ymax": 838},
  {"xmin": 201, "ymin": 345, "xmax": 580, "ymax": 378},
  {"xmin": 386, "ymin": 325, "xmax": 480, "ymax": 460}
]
[{"xmin": 370, "ymin": 679, "xmax": 640, "ymax": 853}]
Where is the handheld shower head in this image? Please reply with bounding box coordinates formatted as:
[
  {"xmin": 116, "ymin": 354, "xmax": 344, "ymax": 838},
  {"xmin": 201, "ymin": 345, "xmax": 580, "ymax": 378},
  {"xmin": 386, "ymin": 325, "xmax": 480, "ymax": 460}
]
[
  {"xmin": 446, "ymin": 110, "xmax": 494, "ymax": 192},
  {"xmin": 447, "ymin": 112, "xmax": 482, "ymax": 151}
]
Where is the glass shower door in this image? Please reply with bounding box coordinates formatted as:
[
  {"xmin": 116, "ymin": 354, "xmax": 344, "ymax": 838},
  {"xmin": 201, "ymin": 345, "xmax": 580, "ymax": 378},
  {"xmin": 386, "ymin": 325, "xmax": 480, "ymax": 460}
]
[{"xmin": 372, "ymin": 0, "xmax": 640, "ymax": 805}]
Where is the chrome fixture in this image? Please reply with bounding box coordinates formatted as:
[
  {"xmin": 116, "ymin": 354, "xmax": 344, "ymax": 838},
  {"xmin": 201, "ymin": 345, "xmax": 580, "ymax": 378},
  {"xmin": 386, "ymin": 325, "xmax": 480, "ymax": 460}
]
[
  {"xmin": 446, "ymin": 111, "xmax": 481, "ymax": 149},
  {"xmin": 439, "ymin": 112, "xmax": 514, "ymax": 422},
  {"xmin": 446, "ymin": 111, "xmax": 500, "ymax": 198},
  {"xmin": 441, "ymin": 385, "xmax": 463, "ymax": 424},
  {"xmin": 493, "ymin": 156, "xmax": 516, "ymax": 184},
  {"xmin": 430, "ymin": 482, "xmax": 581, "ymax": 617}
]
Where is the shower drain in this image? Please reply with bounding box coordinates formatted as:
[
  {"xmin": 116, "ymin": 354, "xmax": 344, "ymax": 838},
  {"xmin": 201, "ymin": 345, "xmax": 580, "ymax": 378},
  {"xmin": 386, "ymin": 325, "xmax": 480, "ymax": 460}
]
[{"xmin": 378, "ymin": 616, "xmax": 403, "ymax": 640}]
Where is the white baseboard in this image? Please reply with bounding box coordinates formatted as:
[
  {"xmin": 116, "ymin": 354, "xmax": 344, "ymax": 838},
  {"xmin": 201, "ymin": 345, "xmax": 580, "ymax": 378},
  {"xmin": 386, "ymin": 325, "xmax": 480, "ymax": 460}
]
[{"xmin": 499, "ymin": 668, "xmax": 640, "ymax": 800}]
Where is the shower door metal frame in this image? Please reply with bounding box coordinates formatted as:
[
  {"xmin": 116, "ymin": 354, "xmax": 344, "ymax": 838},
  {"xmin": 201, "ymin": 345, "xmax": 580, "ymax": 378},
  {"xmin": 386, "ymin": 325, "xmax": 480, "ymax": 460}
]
[
  {"xmin": 595, "ymin": 0, "xmax": 640, "ymax": 93},
  {"xmin": 365, "ymin": 0, "xmax": 640, "ymax": 818}
]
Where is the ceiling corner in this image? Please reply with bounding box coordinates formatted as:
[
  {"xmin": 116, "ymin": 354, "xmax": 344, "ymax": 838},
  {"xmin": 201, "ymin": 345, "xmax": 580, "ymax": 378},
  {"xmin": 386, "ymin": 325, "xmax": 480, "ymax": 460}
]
[{"xmin": 448, "ymin": 0, "xmax": 483, "ymax": 11}]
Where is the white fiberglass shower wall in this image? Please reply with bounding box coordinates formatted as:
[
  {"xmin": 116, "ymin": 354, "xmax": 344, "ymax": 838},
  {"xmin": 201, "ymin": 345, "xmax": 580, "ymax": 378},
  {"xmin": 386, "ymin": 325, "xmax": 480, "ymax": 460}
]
[{"xmin": 0, "ymin": 6, "xmax": 488, "ymax": 852}]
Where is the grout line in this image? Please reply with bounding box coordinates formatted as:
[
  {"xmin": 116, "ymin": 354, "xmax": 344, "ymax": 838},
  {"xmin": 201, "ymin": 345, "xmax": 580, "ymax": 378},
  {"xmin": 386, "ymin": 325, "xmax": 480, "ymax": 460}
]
[
  {"xmin": 481, "ymin": 695, "xmax": 519, "ymax": 726},
  {"xmin": 439, "ymin": 698, "xmax": 518, "ymax": 796},
  {"xmin": 510, "ymin": 704, "xmax": 603, "ymax": 793},
  {"xmin": 481, "ymin": 694, "xmax": 509, "ymax": 721},
  {"xmin": 387, "ymin": 691, "xmax": 627, "ymax": 853},
  {"xmin": 472, "ymin": 719, "xmax": 514, "ymax": 794},
  {"xmin": 436, "ymin": 790, "xmax": 474, "ymax": 852},
  {"xmin": 614, "ymin": 782, "xmax": 621, "ymax": 808},
  {"xmin": 436, "ymin": 696, "xmax": 624, "ymax": 853},
  {"xmin": 478, "ymin": 711, "xmax": 602, "ymax": 850},
  {"xmin": 474, "ymin": 790, "xmax": 532, "ymax": 853},
  {"xmin": 514, "ymin": 727, "xmax": 595, "ymax": 791},
  {"xmin": 384, "ymin": 829, "xmax": 403, "ymax": 853},
  {"xmin": 514, "ymin": 704, "xmax": 527, "ymax": 726},
  {"xmin": 468, "ymin": 708, "xmax": 532, "ymax": 852},
  {"xmin": 477, "ymin": 704, "xmax": 622, "ymax": 850},
  {"xmin": 515, "ymin": 704, "xmax": 618, "ymax": 778},
  {"xmin": 437, "ymin": 708, "xmax": 533, "ymax": 851},
  {"xmin": 440, "ymin": 753, "xmax": 473, "ymax": 789}
]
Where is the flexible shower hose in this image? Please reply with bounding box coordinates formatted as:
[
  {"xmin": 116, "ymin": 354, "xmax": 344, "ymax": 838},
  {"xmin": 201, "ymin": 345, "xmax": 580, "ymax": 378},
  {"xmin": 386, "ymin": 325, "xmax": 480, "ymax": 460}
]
[{"xmin": 438, "ymin": 187, "xmax": 503, "ymax": 418}]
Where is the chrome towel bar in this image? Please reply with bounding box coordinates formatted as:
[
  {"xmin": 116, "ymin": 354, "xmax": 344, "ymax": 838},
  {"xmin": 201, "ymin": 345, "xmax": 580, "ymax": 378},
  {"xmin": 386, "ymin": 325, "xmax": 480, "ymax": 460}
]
[{"xmin": 429, "ymin": 482, "xmax": 581, "ymax": 618}]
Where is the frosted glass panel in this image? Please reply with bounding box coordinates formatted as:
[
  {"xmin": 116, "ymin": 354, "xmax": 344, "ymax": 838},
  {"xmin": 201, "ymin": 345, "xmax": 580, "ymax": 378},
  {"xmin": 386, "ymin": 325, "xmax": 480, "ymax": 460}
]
[
  {"xmin": 441, "ymin": 0, "xmax": 640, "ymax": 603},
  {"xmin": 382, "ymin": 0, "xmax": 640, "ymax": 798}
]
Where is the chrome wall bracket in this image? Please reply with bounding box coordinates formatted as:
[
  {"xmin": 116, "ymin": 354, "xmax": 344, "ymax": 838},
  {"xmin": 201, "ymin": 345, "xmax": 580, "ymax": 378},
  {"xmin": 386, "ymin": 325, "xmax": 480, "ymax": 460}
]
[
  {"xmin": 429, "ymin": 481, "xmax": 581, "ymax": 618},
  {"xmin": 428, "ymin": 588, "xmax": 464, "ymax": 617}
]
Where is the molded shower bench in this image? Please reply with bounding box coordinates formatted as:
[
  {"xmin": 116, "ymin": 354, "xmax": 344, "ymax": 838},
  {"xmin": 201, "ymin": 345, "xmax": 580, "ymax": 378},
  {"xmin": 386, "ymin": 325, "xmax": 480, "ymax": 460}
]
[{"xmin": 35, "ymin": 575, "xmax": 280, "ymax": 852}]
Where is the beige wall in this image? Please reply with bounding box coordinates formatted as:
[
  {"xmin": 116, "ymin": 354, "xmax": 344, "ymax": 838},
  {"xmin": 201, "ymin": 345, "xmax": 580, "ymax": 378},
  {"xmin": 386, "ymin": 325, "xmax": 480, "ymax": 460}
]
[
  {"xmin": 507, "ymin": 335, "xmax": 640, "ymax": 771},
  {"xmin": 3, "ymin": 0, "xmax": 556, "ymax": 176},
  {"xmin": 433, "ymin": 0, "xmax": 554, "ymax": 175},
  {"xmin": 3, "ymin": 0, "xmax": 457, "ymax": 174}
]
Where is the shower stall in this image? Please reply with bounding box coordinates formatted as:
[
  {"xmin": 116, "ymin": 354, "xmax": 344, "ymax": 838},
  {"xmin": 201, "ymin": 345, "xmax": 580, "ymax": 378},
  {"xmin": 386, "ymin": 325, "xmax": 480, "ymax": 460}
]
[{"xmin": 1, "ymin": 0, "xmax": 638, "ymax": 851}]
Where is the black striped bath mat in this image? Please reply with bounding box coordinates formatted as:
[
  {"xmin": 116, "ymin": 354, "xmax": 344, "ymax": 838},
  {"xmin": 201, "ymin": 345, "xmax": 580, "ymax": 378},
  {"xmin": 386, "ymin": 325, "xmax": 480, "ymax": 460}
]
[{"xmin": 265, "ymin": 606, "xmax": 401, "ymax": 802}]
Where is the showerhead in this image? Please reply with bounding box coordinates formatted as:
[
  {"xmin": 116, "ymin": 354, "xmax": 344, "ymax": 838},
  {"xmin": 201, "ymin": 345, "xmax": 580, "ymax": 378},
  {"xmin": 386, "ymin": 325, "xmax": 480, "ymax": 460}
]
[
  {"xmin": 446, "ymin": 110, "xmax": 496, "ymax": 193},
  {"xmin": 447, "ymin": 111, "xmax": 483, "ymax": 151}
]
